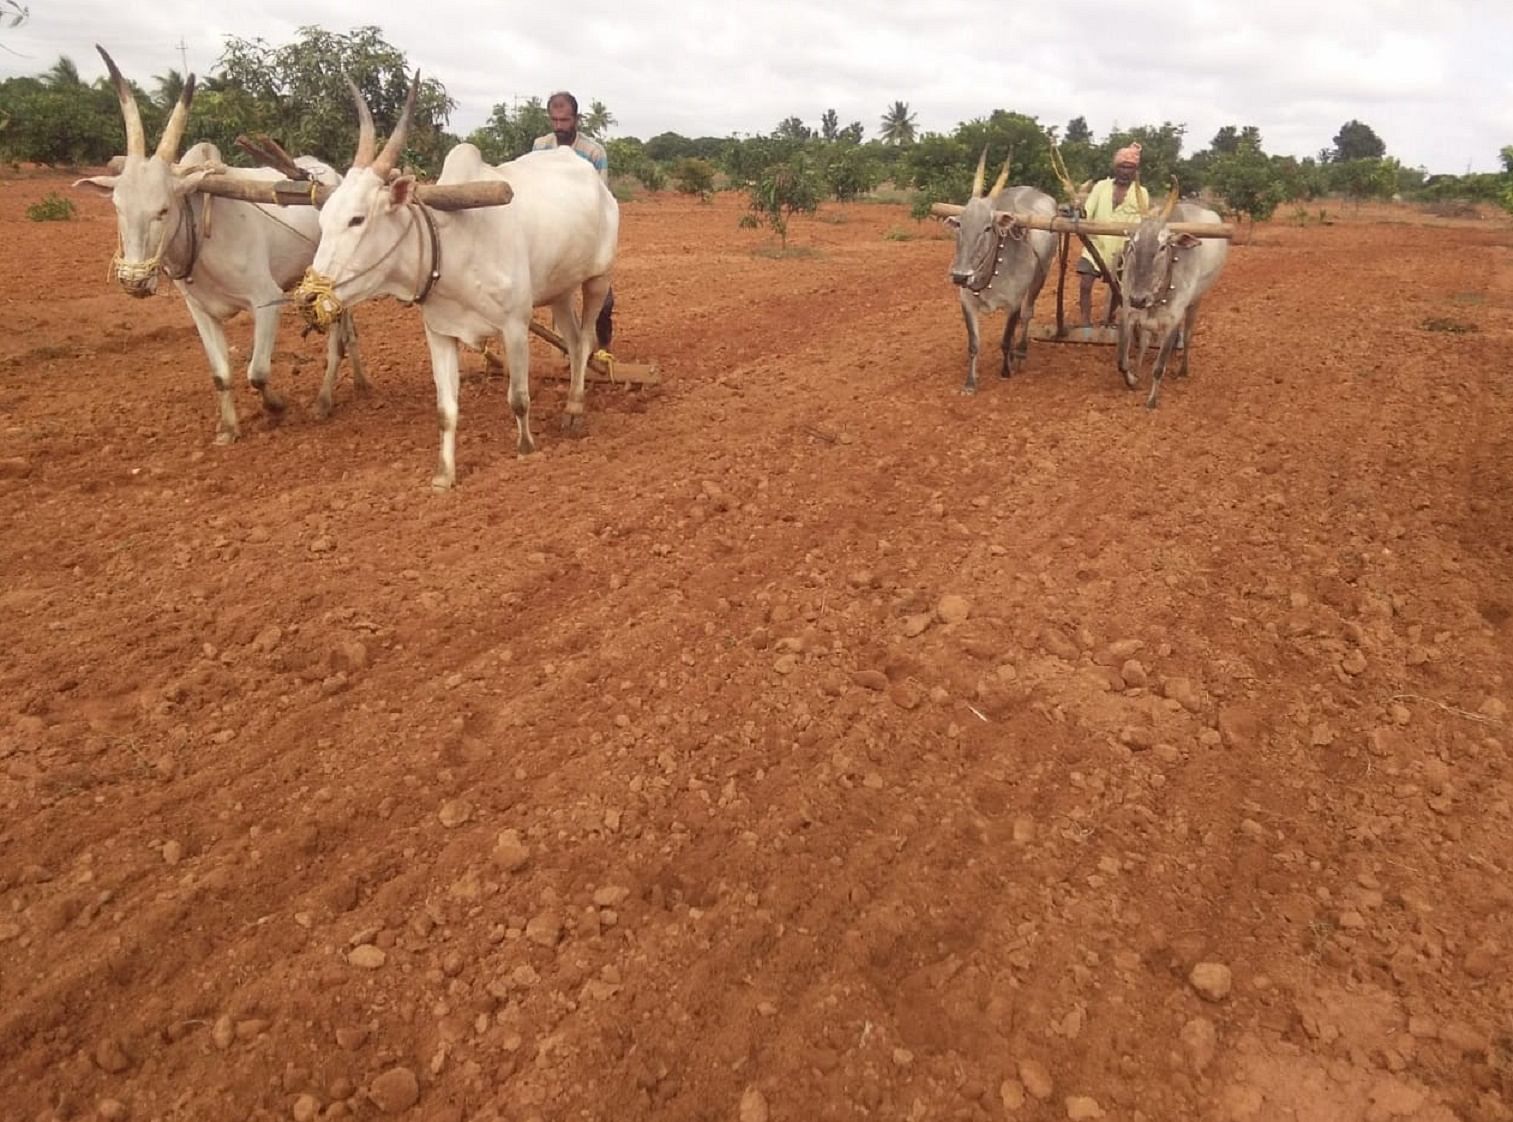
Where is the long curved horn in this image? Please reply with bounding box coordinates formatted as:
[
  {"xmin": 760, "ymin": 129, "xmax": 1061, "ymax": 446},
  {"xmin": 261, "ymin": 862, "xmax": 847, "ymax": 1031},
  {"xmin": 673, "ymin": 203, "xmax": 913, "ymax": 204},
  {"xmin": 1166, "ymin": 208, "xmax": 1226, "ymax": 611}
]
[
  {"xmin": 971, "ymin": 146, "xmax": 987, "ymax": 198},
  {"xmin": 154, "ymin": 73, "xmax": 196, "ymax": 162},
  {"xmin": 990, "ymin": 150, "xmax": 1011, "ymax": 197},
  {"xmin": 1160, "ymin": 176, "xmax": 1179, "ymax": 220},
  {"xmin": 372, "ymin": 71, "xmax": 420, "ymax": 180},
  {"xmin": 96, "ymin": 45, "xmax": 145, "ymax": 158},
  {"xmin": 347, "ymin": 77, "xmax": 376, "ymax": 168}
]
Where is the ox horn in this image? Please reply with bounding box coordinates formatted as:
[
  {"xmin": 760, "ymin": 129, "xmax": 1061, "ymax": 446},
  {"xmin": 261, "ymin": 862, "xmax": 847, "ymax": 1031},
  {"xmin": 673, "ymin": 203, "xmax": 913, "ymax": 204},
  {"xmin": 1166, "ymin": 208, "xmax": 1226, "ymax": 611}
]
[
  {"xmin": 372, "ymin": 71, "xmax": 420, "ymax": 181},
  {"xmin": 1160, "ymin": 176, "xmax": 1179, "ymax": 220},
  {"xmin": 154, "ymin": 73, "xmax": 197, "ymax": 163},
  {"xmin": 971, "ymin": 147, "xmax": 987, "ymax": 198},
  {"xmin": 346, "ymin": 77, "xmax": 377, "ymax": 168},
  {"xmin": 989, "ymin": 150, "xmax": 1011, "ymax": 197},
  {"xmin": 95, "ymin": 45, "xmax": 145, "ymax": 159}
]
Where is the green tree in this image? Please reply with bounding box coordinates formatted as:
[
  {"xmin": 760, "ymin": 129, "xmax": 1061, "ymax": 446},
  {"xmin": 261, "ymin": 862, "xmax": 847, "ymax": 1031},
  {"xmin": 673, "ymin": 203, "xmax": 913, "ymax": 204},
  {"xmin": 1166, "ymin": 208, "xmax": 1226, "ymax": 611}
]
[
  {"xmin": 774, "ymin": 115, "xmax": 812, "ymax": 141},
  {"xmin": 879, "ymin": 100, "xmax": 917, "ymax": 145},
  {"xmin": 1064, "ymin": 115, "xmax": 1091, "ymax": 144},
  {"xmin": 582, "ymin": 99, "xmax": 615, "ymax": 140},
  {"xmin": 837, "ymin": 120, "xmax": 864, "ymax": 144},
  {"xmin": 818, "ymin": 144, "xmax": 880, "ymax": 201},
  {"xmin": 467, "ymin": 96, "xmax": 549, "ymax": 163},
  {"xmin": 903, "ymin": 133, "xmax": 971, "ymax": 204},
  {"xmin": 1331, "ymin": 119, "xmax": 1385, "ymax": 162},
  {"xmin": 820, "ymin": 109, "xmax": 839, "ymax": 142},
  {"xmin": 644, "ymin": 131, "xmax": 694, "ymax": 162},
  {"xmin": 952, "ymin": 110, "xmax": 1059, "ymax": 196},
  {"xmin": 721, "ymin": 134, "xmax": 803, "ymax": 184},
  {"xmin": 43, "ymin": 56, "xmax": 84, "ymax": 89},
  {"xmin": 153, "ymin": 68, "xmax": 186, "ymax": 109},
  {"xmin": 748, "ymin": 155, "xmax": 820, "ymax": 248},
  {"xmin": 1330, "ymin": 157, "xmax": 1396, "ymax": 206},
  {"xmin": 1207, "ymin": 142, "xmax": 1285, "ymax": 228},
  {"xmin": 673, "ymin": 156, "xmax": 716, "ymax": 200},
  {"xmin": 214, "ymin": 26, "xmax": 455, "ymax": 173}
]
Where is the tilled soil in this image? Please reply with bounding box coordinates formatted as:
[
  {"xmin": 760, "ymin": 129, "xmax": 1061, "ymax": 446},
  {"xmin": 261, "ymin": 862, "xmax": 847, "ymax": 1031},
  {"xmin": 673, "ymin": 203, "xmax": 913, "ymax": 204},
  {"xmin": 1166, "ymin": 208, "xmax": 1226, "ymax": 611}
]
[{"xmin": 2, "ymin": 177, "xmax": 1511, "ymax": 1122}]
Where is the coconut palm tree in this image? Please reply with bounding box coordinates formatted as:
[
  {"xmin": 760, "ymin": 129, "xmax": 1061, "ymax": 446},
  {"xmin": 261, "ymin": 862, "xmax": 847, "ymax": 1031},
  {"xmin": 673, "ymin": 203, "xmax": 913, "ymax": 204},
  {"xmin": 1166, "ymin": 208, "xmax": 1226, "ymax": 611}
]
[
  {"xmin": 582, "ymin": 99, "xmax": 615, "ymax": 140},
  {"xmin": 154, "ymin": 68, "xmax": 186, "ymax": 110},
  {"xmin": 879, "ymin": 100, "xmax": 916, "ymax": 146},
  {"xmin": 43, "ymin": 55, "xmax": 84, "ymax": 89}
]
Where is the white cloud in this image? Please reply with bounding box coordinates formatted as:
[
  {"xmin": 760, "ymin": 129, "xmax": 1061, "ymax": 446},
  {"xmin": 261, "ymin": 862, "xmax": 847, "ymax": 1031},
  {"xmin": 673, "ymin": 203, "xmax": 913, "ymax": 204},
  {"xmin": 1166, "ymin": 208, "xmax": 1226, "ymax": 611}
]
[{"xmin": 2, "ymin": 0, "xmax": 1507, "ymax": 171}]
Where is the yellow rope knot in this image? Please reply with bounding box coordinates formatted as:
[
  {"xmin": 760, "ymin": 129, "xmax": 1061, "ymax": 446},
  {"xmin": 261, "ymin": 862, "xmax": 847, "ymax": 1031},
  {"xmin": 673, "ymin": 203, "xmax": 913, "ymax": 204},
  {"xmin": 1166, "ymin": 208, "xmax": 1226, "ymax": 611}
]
[
  {"xmin": 293, "ymin": 268, "xmax": 344, "ymax": 332},
  {"xmin": 593, "ymin": 348, "xmax": 617, "ymax": 382}
]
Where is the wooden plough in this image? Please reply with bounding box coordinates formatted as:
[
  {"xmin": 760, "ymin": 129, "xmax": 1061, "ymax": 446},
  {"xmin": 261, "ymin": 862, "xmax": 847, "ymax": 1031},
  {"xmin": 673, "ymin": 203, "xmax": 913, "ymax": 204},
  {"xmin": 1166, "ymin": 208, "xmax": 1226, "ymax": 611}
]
[{"xmin": 932, "ymin": 146, "xmax": 1234, "ymax": 346}]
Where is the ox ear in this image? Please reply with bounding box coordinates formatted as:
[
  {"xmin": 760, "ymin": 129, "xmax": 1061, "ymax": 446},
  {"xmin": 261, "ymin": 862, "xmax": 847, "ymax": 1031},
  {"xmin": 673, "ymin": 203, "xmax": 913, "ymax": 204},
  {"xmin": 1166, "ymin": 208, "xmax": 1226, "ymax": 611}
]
[
  {"xmin": 941, "ymin": 215, "xmax": 960, "ymax": 229},
  {"xmin": 1172, "ymin": 232, "xmax": 1201, "ymax": 249},
  {"xmin": 388, "ymin": 174, "xmax": 416, "ymax": 208},
  {"xmin": 72, "ymin": 175, "xmax": 118, "ymax": 198},
  {"xmin": 993, "ymin": 212, "xmax": 1018, "ymax": 234}
]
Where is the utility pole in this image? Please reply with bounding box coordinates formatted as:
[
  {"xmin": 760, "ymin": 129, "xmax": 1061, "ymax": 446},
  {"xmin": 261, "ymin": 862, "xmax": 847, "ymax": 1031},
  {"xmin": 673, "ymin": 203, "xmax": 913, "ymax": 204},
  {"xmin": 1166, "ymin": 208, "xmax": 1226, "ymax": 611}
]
[{"xmin": 175, "ymin": 37, "xmax": 188, "ymax": 76}]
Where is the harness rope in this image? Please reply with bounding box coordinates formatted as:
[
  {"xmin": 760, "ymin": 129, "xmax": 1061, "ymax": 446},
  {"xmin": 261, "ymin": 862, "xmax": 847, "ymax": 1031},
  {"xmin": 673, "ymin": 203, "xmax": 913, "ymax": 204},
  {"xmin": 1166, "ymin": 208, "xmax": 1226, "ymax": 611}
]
[{"xmin": 964, "ymin": 218, "xmax": 1027, "ymax": 294}]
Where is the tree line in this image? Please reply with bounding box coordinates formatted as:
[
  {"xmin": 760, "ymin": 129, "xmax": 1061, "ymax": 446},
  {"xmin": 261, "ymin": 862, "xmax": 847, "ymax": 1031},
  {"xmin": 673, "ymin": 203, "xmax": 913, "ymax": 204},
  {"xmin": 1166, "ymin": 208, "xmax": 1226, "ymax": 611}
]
[{"xmin": 3, "ymin": 26, "xmax": 1510, "ymax": 221}]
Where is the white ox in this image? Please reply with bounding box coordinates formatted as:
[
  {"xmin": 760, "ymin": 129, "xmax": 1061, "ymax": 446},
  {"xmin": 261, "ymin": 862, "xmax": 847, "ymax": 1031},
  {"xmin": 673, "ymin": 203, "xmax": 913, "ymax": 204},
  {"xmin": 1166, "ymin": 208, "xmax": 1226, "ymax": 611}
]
[
  {"xmin": 297, "ymin": 79, "xmax": 617, "ymax": 490},
  {"xmin": 73, "ymin": 46, "xmax": 364, "ymax": 444},
  {"xmin": 1116, "ymin": 181, "xmax": 1229, "ymax": 409}
]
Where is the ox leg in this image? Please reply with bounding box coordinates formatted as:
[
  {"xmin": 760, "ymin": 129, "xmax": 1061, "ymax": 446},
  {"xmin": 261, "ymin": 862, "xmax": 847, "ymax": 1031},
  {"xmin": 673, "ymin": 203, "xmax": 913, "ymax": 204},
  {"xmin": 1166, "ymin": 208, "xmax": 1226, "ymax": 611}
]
[
  {"xmin": 1177, "ymin": 301, "xmax": 1199, "ymax": 379},
  {"xmin": 246, "ymin": 304, "xmax": 287, "ymax": 419},
  {"xmin": 1120, "ymin": 317, "xmax": 1141, "ymax": 389},
  {"xmin": 184, "ymin": 299, "xmax": 240, "ymax": 445},
  {"xmin": 501, "ymin": 319, "xmax": 535, "ymax": 457},
  {"xmin": 960, "ymin": 298, "xmax": 980, "ymax": 395},
  {"xmin": 554, "ymin": 286, "xmax": 590, "ymax": 437},
  {"xmin": 999, "ymin": 308, "xmax": 1020, "ymax": 378},
  {"xmin": 425, "ymin": 324, "xmax": 462, "ymax": 490},
  {"xmin": 315, "ymin": 313, "xmax": 368, "ymax": 419},
  {"xmin": 1147, "ymin": 328, "xmax": 1182, "ymax": 410}
]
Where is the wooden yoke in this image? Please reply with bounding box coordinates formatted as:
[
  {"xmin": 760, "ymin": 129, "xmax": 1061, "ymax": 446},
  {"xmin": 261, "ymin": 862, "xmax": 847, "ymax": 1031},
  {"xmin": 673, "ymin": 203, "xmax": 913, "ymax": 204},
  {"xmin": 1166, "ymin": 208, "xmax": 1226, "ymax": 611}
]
[
  {"xmin": 193, "ymin": 174, "xmax": 515, "ymax": 211},
  {"xmin": 929, "ymin": 202, "xmax": 1235, "ymax": 239}
]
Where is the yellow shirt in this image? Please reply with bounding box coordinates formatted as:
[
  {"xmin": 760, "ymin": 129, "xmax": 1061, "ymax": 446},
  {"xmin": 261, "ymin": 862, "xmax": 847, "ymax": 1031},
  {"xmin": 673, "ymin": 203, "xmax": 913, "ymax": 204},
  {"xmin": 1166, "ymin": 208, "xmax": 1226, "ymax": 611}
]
[{"xmin": 1080, "ymin": 178, "xmax": 1150, "ymax": 271}]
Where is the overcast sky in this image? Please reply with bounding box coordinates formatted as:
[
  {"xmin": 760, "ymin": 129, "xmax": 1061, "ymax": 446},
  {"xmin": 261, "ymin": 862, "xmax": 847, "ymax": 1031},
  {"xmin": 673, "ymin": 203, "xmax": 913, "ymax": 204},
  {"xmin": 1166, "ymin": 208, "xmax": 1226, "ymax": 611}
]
[{"xmin": 4, "ymin": 0, "xmax": 1509, "ymax": 173}]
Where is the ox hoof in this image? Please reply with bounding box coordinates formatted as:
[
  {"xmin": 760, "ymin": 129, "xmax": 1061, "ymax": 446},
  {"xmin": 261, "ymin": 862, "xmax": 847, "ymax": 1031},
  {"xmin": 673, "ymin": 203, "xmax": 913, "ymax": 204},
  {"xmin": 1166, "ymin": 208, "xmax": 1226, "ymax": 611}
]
[
  {"xmin": 213, "ymin": 429, "xmax": 239, "ymax": 446},
  {"xmin": 561, "ymin": 412, "xmax": 587, "ymax": 437},
  {"xmin": 430, "ymin": 475, "xmax": 455, "ymax": 492},
  {"xmin": 959, "ymin": 385, "xmax": 978, "ymax": 397},
  {"xmin": 1123, "ymin": 371, "xmax": 1138, "ymax": 390},
  {"xmin": 312, "ymin": 397, "xmax": 333, "ymax": 421}
]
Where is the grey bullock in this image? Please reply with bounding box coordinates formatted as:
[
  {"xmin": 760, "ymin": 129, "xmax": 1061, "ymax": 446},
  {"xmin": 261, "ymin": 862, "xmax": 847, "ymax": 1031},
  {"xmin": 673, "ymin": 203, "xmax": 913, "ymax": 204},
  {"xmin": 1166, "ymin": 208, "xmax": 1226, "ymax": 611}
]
[
  {"xmin": 73, "ymin": 46, "xmax": 364, "ymax": 443},
  {"xmin": 942, "ymin": 151, "xmax": 1058, "ymax": 394},
  {"xmin": 297, "ymin": 79, "xmax": 617, "ymax": 490},
  {"xmin": 1117, "ymin": 182, "xmax": 1228, "ymax": 408}
]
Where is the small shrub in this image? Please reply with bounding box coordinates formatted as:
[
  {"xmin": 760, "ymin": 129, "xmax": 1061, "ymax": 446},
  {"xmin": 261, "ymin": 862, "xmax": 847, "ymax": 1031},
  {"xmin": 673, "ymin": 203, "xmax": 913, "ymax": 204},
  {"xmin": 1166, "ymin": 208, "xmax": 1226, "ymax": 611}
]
[
  {"xmin": 636, "ymin": 160, "xmax": 666, "ymax": 193},
  {"xmin": 747, "ymin": 157, "xmax": 821, "ymax": 249},
  {"xmin": 610, "ymin": 180, "xmax": 638, "ymax": 204},
  {"xmin": 908, "ymin": 194, "xmax": 938, "ymax": 223},
  {"xmin": 27, "ymin": 193, "xmax": 75, "ymax": 222},
  {"xmin": 883, "ymin": 226, "xmax": 913, "ymax": 241},
  {"xmin": 673, "ymin": 157, "xmax": 716, "ymax": 201},
  {"xmin": 737, "ymin": 214, "xmax": 760, "ymax": 229}
]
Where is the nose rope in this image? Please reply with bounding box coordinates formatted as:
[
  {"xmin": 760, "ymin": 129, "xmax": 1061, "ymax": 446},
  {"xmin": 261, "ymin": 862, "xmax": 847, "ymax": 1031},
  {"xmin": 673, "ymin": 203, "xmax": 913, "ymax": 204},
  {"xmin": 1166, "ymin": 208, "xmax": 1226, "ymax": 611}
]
[
  {"xmin": 293, "ymin": 205, "xmax": 425, "ymax": 332},
  {"xmin": 110, "ymin": 201, "xmax": 183, "ymax": 287}
]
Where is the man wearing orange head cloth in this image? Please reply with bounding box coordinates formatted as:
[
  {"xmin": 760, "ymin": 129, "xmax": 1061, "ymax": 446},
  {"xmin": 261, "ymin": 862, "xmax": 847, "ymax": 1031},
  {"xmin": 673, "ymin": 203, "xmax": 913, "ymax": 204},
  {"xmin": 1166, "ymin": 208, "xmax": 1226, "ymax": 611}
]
[{"xmin": 1077, "ymin": 142, "xmax": 1151, "ymax": 332}]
